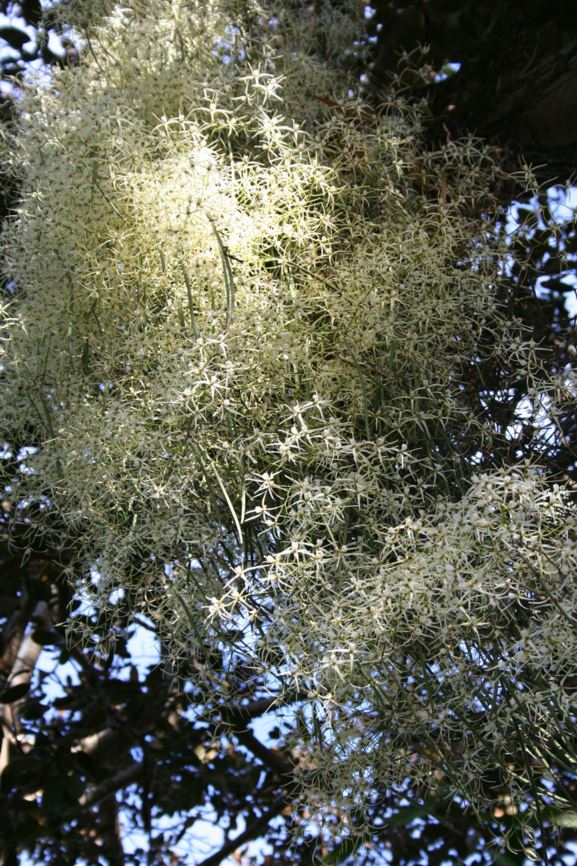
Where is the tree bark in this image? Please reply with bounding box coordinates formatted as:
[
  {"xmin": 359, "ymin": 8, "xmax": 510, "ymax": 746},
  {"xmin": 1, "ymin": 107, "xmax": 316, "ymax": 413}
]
[{"xmin": 0, "ymin": 601, "xmax": 53, "ymax": 784}]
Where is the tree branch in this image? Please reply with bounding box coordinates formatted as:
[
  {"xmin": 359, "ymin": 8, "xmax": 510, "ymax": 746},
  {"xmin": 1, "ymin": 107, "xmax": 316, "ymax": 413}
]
[
  {"xmin": 0, "ymin": 600, "xmax": 53, "ymax": 783},
  {"xmin": 223, "ymin": 690, "xmax": 305, "ymax": 726},
  {"xmin": 80, "ymin": 761, "xmax": 143, "ymax": 807},
  {"xmin": 234, "ymin": 727, "xmax": 295, "ymax": 779},
  {"xmin": 195, "ymin": 797, "xmax": 288, "ymax": 866},
  {"xmin": 98, "ymin": 794, "xmax": 125, "ymax": 866}
]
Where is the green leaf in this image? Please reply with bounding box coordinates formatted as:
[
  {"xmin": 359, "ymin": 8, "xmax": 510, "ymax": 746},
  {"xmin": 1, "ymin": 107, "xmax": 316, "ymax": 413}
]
[
  {"xmin": 387, "ymin": 805, "xmax": 429, "ymax": 827},
  {"xmin": 207, "ymin": 215, "xmax": 236, "ymax": 324},
  {"xmin": 5, "ymin": 813, "xmax": 39, "ymax": 847},
  {"xmin": 58, "ymin": 646, "xmax": 71, "ymax": 664},
  {"xmin": 493, "ymin": 851, "xmax": 525, "ymax": 866},
  {"xmin": 0, "ymin": 682, "xmax": 30, "ymax": 704},
  {"xmin": 319, "ymin": 834, "xmax": 366, "ymax": 865},
  {"xmin": 3, "ymin": 752, "xmax": 50, "ymax": 787},
  {"xmin": 31, "ymin": 627, "xmax": 58, "ymax": 646},
  {"xmin": 550, "ymin": 810, "xmax": 577, "ymax": 829},
  {"xmin": 181, "ymin": 263, "xmax": 199, "ymax": 338},
  {"xmin": 21, "ymin": 0, "xmax": 42, "ymax": 26},
  {"xmin": 0, "ymin": 596, "xmax": 21, "ymax": 615},
  {"xmin": 64, "ymin": 773, "xmax": 85, "ymax": 804},
  {"xmin": 19, "ymin": 699, "xmax": 48, "ymax": 720},
  {"xmin": 42, "ymin": 776, "xmax": 65, "ymax": 815},
  {"xmin": 0, "ymin": 26, "xmax": 31, "ymax": 51}
]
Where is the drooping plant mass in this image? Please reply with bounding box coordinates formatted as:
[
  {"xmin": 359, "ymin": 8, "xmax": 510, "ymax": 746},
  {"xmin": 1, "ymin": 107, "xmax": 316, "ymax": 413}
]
[{"xmin": 1, "ymin": 0, "xmax": 576, "ymax": 837}]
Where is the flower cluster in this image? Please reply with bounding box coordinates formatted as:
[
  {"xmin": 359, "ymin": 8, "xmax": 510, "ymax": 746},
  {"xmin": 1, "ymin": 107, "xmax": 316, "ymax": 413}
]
[{"xmin": 1, "ymin": 0, "xmax": 576, "ymax": 826}]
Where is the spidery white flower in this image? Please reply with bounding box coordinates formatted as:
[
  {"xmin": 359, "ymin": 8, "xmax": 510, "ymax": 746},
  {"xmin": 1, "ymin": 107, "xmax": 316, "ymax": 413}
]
[{"xmin": 1, "ymin": 0, "xmax": 576, "ymax": 836}]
